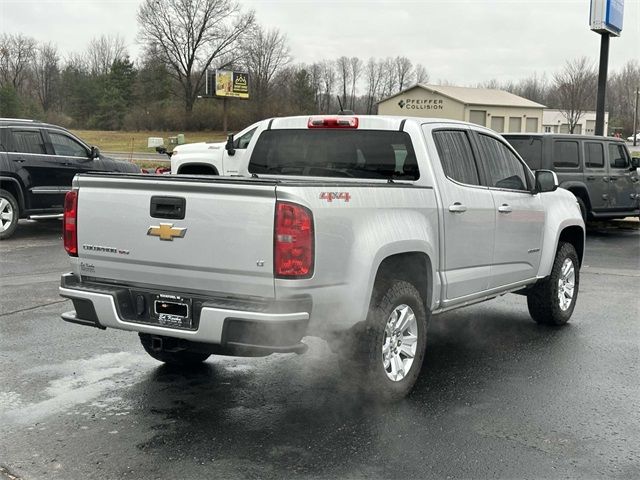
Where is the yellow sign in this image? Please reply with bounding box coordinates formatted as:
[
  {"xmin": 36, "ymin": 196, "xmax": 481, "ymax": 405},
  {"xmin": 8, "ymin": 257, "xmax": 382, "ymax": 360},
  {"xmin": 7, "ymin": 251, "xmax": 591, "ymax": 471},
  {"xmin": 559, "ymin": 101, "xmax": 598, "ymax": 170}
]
[
  {"xmin": 147, "ymin": 223, "xmax": 187, "ymax": 241},
  {"xmin": 215, "ymin": 70, "xmax": 250, "ymax": 99}
]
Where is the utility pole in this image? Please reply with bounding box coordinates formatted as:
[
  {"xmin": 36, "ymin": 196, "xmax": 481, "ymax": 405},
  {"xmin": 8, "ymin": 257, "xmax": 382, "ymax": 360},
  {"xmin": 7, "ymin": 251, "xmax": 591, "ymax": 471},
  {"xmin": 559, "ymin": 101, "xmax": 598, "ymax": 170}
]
[
  {"xmin": 594, "ymin": 33, "xmax": 610, "ymax": 136},
  {"xmin": 633, "ymin": 87, "xmax": 639, "ymax": 147}
]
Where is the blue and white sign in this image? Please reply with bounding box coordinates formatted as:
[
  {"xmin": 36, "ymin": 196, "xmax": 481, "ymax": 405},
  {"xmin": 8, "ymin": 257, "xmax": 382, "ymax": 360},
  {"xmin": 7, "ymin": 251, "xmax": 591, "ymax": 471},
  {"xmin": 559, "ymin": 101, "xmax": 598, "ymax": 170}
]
[{"xmin": 590, "ymin": 0, "xmax": 624, "ymax": 36}]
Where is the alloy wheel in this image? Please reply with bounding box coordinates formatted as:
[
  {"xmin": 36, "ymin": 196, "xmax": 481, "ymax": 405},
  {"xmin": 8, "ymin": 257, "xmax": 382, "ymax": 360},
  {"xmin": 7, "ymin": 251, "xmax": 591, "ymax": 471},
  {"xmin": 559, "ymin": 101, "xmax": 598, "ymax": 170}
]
[{"xmin": 382, "ymin": 304, "xmax": 418, "ymax": 381}]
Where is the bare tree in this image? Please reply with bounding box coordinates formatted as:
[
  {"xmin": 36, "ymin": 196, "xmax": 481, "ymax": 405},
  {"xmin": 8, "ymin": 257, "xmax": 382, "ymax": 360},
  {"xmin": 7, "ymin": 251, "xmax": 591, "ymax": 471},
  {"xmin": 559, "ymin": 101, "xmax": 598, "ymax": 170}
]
[
  {"xmin": 380, "ymin": 57, "xmax": 397, "ymax": 98},
  {"xmin": 86, "ymin": 34, "xmax": 127, "ymax": 76},
  {"xmin": 319, "ymin": 60, "xmax": 336, "ymax": 113},
  {"xmin": 395, "ymin": 56, "xmax": 413, "ymax": 92},
  {"xmin": 336, "ymin": 56, "xmax": 351, "ymax": 109},
  {"xmin": 33, "ymin": 42, "xmax": 60, "ymax": 112},
  {"xmin": 349, "ymin": 57, "xmax": 362, "ymax": 110},
  {"xmin": 477, "ymin": 78, "xmax": 502, "ymax": 89},
  {"xmin": 243, "ymin": 26, "xmax": 290, "ymax": 118},
  {"xmin": 0, "ymin": 33, "xmax": 37, "ymax": 92},
  {"xmin": 515, "ymin": 72, "xmax": 550, "ymax": 106},
  {"xmin": 552, "ymin": 57, "xmax": 597, "ymax": 133},
  {"xmin": 607, "ymin": 60, "xmax": 640, "ymax": 134},
  {"xmin": 308, "ymin": 62, "xmax": 323, "ymax": 112},
  {"xmin": 364, "ymin": 57, "xmax": 383, "ymax": 114},
  {"xmin": 415, "ymin": 64, "xmax": 429, "ymax": 84},
  {"xmin": 137, "ymin": 0, "xmax": 255, "ymax": 116}
]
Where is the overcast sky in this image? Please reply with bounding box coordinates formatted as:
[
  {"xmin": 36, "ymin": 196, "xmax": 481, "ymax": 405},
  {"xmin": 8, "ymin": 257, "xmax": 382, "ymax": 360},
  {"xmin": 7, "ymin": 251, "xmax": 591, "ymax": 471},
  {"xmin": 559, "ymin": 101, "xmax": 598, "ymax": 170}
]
[{"xmin": 1, "ymin": 0, "xmax": 638, "ymax": 85}]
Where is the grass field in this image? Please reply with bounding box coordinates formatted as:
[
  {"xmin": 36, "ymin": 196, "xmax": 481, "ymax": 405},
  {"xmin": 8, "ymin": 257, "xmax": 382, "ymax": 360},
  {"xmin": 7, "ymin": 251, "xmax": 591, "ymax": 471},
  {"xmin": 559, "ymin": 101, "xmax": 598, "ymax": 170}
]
[{"xmin": 70, "ymin": 130, "xmax": 226, "ymax": 153}]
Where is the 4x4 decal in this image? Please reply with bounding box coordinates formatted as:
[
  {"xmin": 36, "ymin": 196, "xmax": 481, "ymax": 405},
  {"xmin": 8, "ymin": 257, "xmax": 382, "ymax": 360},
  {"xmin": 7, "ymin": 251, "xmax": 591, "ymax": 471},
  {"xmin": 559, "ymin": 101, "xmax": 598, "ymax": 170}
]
[{"xmin": 319, "ymin": 192, "xmax": 351, "ymax": 203}]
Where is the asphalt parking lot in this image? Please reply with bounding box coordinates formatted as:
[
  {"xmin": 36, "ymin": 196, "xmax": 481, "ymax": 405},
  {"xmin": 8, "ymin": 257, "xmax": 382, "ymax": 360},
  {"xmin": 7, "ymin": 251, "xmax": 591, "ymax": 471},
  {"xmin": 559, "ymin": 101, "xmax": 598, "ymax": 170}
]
[{"xmin": 1, "ymin": 219, "xmax": 639, "ymax": 480}]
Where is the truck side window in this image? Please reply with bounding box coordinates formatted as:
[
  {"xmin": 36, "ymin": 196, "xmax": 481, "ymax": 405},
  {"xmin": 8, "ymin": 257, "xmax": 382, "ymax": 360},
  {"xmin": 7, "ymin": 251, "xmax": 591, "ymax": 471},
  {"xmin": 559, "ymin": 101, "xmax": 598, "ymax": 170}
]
[
  {"xmin": 553, "ymin": 141, "xmax": 580, "ymax": 168},
  {"xmin": 234, "ymin": 127, "xmax": 257, "ymax": 149},
  {"xmin": 10, "ymin": 129, "xmax": 46, "ymax": 154},
  {"xmin": 608, "ymin": 144, "xmax": 629, "ymax": 169},
  {"xmin": 432, "ymin": 130, "xmax": 480, "ymax": 186},
  {"xmin": 585, "ymin": 142, "xmax": 604, "ymax": 168},
  {"xmin": 49, "ymin": 131, "xmax": 88, "ymax": 157},
  {"xmin": 476, "ymin": 133, "xmax": 529, "ymax": 191}
]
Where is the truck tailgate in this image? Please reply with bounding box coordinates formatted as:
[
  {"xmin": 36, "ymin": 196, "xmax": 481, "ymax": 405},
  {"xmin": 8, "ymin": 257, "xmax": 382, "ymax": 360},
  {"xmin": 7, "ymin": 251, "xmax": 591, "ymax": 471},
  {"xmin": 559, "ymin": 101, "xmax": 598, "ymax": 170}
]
[{"xmin": 74, "ymin": 174, "xmax": 276, "ymax": 298}]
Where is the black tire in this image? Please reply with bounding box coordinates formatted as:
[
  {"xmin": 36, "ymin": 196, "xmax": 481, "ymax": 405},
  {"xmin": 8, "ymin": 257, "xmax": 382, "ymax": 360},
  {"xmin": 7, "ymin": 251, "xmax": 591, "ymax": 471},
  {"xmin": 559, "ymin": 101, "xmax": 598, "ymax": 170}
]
[
  {"xmin": 139, "ymin": 334, "xmax": 210, "ymax": 366},
  {"xmin": 0, "ymin": 189, "xmax": 19, "ymax": 240},
  {"xmin": 527, "ymin": 242, "xmax": 580, "ymax": 326},
  {"xmin": 345, "ymin": 280, "xmax": 428, "ymax": 402},
  {"xmin": 575, "ymin": 196, "xmax": 588, "ymax": 223}
]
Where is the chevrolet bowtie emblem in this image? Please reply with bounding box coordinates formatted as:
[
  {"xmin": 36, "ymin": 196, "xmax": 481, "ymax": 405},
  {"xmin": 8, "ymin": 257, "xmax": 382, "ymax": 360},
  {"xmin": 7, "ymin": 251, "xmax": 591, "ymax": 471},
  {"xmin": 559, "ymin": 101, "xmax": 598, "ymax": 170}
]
[{"xmin": 147, "ymin": 223, "xmax": 187, "ymax": 241}]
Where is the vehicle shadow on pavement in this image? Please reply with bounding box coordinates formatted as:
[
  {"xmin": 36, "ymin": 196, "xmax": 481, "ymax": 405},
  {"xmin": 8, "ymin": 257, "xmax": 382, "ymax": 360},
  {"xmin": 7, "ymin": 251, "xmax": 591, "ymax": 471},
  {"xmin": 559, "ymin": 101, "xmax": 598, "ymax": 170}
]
[
  {"xmin": 1, "ymin": 219, "xmax": 62, "ymax": 242},
  {"xmin": 586, "ymin": 219, "xmax": 639, "ymax": 234},
  {"xmin": 124, "ymin": 305, "xmax": 579, "ymax": 477}
]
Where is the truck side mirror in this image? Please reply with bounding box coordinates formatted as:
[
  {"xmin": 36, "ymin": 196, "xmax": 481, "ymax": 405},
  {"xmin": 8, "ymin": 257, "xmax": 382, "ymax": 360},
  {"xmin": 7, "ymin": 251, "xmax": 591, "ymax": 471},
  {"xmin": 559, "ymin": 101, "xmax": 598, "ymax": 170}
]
[
  {"xmin": 630, "ymin": 157, "xmax": 639, "ymax": 169},
  {"xmin": 90, "ymin": 146, "xmax": 100, "ymax": 159},
  {"xmin": 225, "ymin": 134, "xmax": 236, "ymax": 156},
  {"xmin": 534, "ymin": 169, "xmax": 558, "ymax": 193}
]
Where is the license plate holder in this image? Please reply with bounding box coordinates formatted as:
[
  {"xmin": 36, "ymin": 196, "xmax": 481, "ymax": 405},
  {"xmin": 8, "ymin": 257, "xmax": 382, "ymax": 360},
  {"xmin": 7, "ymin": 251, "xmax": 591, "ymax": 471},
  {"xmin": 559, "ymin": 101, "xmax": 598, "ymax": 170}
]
[{"xmin": 153, "ymin": 294, "xmax": 193, "ymax": 329}]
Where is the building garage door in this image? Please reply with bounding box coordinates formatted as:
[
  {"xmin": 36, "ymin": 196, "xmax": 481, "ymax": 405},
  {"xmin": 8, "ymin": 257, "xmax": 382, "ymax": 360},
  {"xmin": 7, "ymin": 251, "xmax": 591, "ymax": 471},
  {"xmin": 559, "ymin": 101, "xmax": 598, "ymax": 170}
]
[
  {"xmin": 508, "ymin": 117, "xmax": 522, "ymax": 133},
  {"xmin": 490, "ymin": 116, "xmax": 505, "ymax": 133},
  {"xmin": 469, "ymin": 110, "xmax": 487, "ymax": 127},
  {"xmin": 525, "ymin": 117, "xmax": 539, "ymax": 132}
]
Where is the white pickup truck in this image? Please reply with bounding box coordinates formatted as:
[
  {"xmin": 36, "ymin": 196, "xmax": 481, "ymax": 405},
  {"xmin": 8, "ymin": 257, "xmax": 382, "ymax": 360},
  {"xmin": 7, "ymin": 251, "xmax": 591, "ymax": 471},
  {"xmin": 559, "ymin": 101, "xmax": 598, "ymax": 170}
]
[{"xmin": 59, "ymin": 115, "xmax": 584, "ymax": 400}]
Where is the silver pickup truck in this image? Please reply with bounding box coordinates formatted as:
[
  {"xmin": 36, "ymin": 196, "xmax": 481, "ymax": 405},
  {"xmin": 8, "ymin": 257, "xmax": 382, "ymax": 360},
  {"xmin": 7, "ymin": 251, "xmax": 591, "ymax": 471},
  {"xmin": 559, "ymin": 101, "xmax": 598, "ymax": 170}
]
[{"xmin": 59, "ymin": 115, "xmax": 584, "ymax": 400}]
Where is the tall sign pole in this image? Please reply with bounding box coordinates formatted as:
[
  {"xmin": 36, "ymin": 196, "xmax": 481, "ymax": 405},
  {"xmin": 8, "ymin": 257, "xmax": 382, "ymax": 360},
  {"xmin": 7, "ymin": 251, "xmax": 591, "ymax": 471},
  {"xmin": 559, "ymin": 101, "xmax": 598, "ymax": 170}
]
[
  {"xmin": 633, "ymin": 87, "xmax": 639, "ymax": 147},
  {"xmin": 594, "ymin": 33, "xmax": 610, "ymax": 136},
  {"xmin": 589, "ymin": 0, "xmax": 624, "ymax": 136}
]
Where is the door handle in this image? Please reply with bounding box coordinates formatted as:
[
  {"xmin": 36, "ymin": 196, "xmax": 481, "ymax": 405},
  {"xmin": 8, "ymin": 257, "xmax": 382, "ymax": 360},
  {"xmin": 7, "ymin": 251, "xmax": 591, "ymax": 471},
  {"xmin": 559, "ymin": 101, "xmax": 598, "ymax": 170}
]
[
  {"xmin": 150, "ymin": 195, "xmax": 186, "ymax": 219},
  {"xmin": 448, "ymin": 202, "xmax": 467, "ymax": 213},
  {"xmin": 609, "ymin": 176, "xmax": 618, "ymax": 181},
  {"xmin": 498, "ymin": 204, "xmax": 513, "ymax": 214},
  {"xmin": 12, "ymin": 157, "xmax": 26, "ymax": 163},
  {"xmin": 586, "ymin": 176, "xmax": 595, "ymax": 181},
  {"xmin": 602, "ymin": 177, "xmax": 609, "ymax": 182}
]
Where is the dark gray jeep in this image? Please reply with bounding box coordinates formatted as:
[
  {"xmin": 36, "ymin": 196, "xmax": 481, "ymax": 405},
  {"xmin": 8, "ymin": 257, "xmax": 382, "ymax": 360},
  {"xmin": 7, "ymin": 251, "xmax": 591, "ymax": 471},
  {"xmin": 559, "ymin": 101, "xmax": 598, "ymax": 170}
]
[
  {"xmin": 504, "ymin": 133, "xmax": 640, "ymax": 222},
  {"xmin": 0, "ymin": 118, "xmax": 140, "ymax": 239}
]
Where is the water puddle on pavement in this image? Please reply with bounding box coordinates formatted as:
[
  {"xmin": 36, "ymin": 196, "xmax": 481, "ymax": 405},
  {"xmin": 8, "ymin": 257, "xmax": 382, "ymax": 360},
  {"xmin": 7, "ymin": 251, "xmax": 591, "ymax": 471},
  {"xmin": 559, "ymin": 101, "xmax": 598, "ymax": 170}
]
[{"xmin": 0, "ymin": 351, "xmax": 155, "ymax": 426}]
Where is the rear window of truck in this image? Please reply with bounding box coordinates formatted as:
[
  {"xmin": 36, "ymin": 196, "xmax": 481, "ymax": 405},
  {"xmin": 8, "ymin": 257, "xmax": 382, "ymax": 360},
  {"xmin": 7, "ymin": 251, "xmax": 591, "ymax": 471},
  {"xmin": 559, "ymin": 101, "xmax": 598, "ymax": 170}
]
[{"xmin": 248, "ymin": 130, "xmax": 419, "ymax": 180}]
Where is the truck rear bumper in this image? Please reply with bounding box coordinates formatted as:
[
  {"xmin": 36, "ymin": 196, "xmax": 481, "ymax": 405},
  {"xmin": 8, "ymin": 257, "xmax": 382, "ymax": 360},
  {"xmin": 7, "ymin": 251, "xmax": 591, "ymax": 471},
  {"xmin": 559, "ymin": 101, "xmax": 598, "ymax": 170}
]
[{"xmin": 59, "ymin": 274, "xmax": 311, "ymax": 354}]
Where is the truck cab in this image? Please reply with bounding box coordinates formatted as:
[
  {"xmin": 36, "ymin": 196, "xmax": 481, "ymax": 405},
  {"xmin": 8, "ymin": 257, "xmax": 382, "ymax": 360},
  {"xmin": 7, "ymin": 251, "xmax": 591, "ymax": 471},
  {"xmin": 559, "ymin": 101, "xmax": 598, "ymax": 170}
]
[{"xmin": 170, "ymin": 123, "xmax": 259, "ymax": 176}]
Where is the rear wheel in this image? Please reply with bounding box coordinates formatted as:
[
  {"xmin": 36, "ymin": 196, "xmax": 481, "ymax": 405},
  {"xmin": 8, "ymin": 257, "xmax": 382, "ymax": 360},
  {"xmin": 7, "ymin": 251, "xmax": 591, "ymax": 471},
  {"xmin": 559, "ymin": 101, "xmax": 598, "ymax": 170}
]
[
  {"xmin": 575, "ymin": 196, "xmax": 588, "ymax": 223},
  {"xmin": 0, "ymin": 189, "xmax": 19, "ymax": 240},
  {"xmin": 139, "ymin": 334, "xmax": 210, "ymax": 366},
  {"xmin": 343, "ymin": 280, "xmax": 428, "ymax": 402},
  {"xmin": 527, "ymin": 242, "xmax": 579, "ymax": 326}
]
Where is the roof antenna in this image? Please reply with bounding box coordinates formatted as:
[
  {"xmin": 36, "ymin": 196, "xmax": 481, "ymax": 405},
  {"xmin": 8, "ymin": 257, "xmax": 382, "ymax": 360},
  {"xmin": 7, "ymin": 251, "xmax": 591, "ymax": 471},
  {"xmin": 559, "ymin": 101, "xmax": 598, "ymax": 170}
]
[{"xmin": 336, "ymin": 95, "xmax": 355, "ymax": 115}]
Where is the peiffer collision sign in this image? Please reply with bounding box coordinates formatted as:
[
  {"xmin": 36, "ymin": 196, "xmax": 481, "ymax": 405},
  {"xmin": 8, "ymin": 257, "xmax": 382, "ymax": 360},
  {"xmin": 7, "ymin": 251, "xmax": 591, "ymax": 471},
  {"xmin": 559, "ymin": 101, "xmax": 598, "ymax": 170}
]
[{"xmin": 398, "ymin": 99, "xmax": 445, "ymax": 110}]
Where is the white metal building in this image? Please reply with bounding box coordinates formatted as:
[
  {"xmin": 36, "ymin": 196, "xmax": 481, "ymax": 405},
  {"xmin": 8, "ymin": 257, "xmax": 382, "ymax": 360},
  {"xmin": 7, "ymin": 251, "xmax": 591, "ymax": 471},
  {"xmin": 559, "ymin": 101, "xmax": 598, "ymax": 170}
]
[
  {"xmin": 377, "ymin": 84, "xmax": 546, "ymax": 133},
  {"xmin": 542, "ymin": 109, "xmax": 609, "ymax": 135}
]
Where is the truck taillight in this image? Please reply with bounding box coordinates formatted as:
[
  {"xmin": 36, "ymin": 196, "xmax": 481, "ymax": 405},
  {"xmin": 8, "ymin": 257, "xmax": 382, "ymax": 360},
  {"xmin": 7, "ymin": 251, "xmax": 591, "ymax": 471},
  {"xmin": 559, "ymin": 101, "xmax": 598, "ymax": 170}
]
[
  {"xmin": 63, "ymin": 190, "xmax": 78, "ymax": 256},
  {"xmin": 274, "ymin": 201, "xmax": 314, "ymax": 278}
]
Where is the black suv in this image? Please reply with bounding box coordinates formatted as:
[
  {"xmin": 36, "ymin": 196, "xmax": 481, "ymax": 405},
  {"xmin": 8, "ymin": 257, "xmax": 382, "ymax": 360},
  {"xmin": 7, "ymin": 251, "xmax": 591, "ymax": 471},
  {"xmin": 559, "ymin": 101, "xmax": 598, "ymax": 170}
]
[
  {"xmin": 0, "ymin": 118, "xmax": 140, "ymax": 239},
  {"xmin": 504, "ymin": 133, "xmax": 640, "ymax": 222}
]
